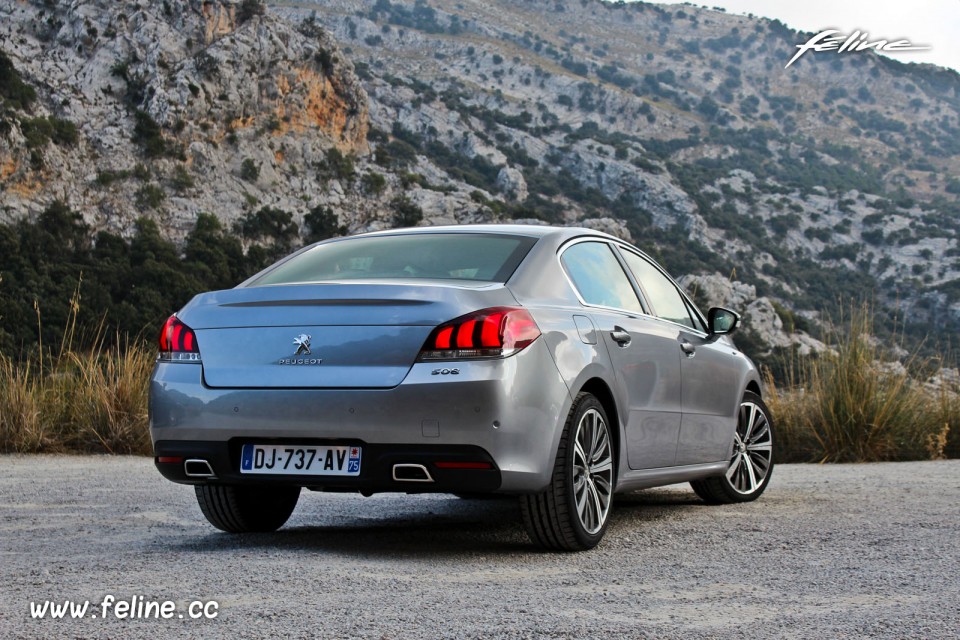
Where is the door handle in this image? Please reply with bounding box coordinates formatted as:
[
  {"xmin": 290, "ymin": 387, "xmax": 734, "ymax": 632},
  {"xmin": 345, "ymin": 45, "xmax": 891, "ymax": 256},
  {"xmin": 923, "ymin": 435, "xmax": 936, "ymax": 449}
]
[
  {"xmin": 680, "ymin": 340, "xmax": 696, "ymax": 357},
  {"xmin": 610, "ymin": 326, "xmax": 631, "ymax": 347}
]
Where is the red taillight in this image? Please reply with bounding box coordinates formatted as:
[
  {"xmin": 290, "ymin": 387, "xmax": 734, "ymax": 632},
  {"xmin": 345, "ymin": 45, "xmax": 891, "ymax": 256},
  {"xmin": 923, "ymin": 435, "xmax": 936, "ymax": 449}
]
[
  {"xmin": 419, "ymin": 307, "xmax": 541, "ymax": 360},
  {"xmin": 158, "ymin": 315, "xmax": 202, "ymax": 363}
]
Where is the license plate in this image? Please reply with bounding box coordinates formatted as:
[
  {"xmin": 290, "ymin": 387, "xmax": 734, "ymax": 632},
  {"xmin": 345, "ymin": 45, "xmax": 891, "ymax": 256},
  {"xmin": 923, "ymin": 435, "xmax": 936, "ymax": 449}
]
[{"xmin": 240, "ymin": 444, "xmax": 361, "ymax": 476}]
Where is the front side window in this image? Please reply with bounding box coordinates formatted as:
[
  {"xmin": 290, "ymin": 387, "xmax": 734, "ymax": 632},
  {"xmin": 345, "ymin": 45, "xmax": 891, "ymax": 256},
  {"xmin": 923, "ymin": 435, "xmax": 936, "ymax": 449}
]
[
  {"xmin": 560, "ymin": 242, "xmax": 643, "ymax": 313},
  {"xmin": 251, "ymin": 233, "xmax": 536, "ymax": 286},
  {"xmin": 620, "ymin": 251, "xmax": 696, "ymax": 329}
]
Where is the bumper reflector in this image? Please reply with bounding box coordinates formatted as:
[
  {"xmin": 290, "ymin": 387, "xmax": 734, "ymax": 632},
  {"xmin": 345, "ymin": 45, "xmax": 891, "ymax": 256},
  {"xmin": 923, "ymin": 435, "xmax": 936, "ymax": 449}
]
[
  {"xmin": 434, "ymin": 461, "xmax": 493, "ymax": 470},
  {"xmin": 157, "ymin": 456, "xmax": 184, "ymax": 464}
]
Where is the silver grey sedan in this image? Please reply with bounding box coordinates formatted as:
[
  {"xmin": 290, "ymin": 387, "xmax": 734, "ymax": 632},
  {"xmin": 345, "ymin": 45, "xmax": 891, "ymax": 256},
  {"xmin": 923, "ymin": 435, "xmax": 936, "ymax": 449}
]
[{"xmin": 150, "ymin": 225, "xmax": 774, "ymax": 551}]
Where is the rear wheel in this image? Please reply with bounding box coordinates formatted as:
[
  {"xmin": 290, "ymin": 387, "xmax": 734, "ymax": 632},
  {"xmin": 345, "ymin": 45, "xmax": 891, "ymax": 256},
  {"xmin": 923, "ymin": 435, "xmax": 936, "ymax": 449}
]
[
  {"xmin": 195, "ymin": 484, "xmax": 300, "ymax": 533},
  {"xmin": 521, "ymin": 392, "xmax": 615, "ymax": 551},
  {"xmin": 691, "ymin": 391, "xmax": 774, "ymax": 504}
]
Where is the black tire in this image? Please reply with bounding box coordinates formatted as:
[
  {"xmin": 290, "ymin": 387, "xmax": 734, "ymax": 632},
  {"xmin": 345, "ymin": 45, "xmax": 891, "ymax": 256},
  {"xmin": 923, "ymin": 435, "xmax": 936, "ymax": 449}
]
[
  {"xmin": 520, "ymin": 392, "xmax": 615, "ymax": 551},
  {"xmin": 691, "ymin": 391, "xmax": 774, "ymax": 505},
  {"xmin": 195, "ymin": 484, "xmax": 300, "ymax": 533}
]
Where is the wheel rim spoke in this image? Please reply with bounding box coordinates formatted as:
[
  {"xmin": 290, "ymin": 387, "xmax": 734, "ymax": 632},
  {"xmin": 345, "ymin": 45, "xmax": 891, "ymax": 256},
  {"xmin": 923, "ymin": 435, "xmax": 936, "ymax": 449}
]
[
  {"xmin": 749, "ymin": 419, "xmax": 769, "ymax": 444},
  {"xmin": 743, "ymin": 404, "xmax": 759, "ymax": 441},
  {"xmin": 749, "ymin": 451, "xmax": 770, "ymax": 475},
  {"xmin": 590, "ymin": 459, "xmax": 612, "ymax": 475},
  {"xmin": 574, "ymin": 438, "xmax": 587, "ymax": 461},
  {"xmin": 726, "ymin": 453, "xmax": 743, "ymax": 481},
  {"xmin": 587, "ymin": 481, "xmax": 602, "ymax": 530},
  {"xmin": 744, "ymin": 454, "xmax": 759, "ymax": 492},
  {"xmin": 590, "ymin": 412, "xmax": 601, "ymax": 455},
  {"xmin": 593, "ymin": 474, "xmax": 612, "ymax": 497},
  {"xmin": 577, "ymin": 493, "xmax": 590, "ymax": 526}
]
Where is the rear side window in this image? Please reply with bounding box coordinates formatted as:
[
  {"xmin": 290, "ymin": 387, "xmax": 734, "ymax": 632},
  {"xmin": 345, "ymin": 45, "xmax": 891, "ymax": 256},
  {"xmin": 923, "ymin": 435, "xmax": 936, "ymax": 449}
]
[
  {"xmin": 561, "ymin": 242, "xmax": 643, "ymax": 313},
  {"xmin": 620, "ymin": 251, "xmax": 696, "ymax": 329},
  {"xmin": 251, "ymin": 233, "xmax": 536, "ymax": 286}
]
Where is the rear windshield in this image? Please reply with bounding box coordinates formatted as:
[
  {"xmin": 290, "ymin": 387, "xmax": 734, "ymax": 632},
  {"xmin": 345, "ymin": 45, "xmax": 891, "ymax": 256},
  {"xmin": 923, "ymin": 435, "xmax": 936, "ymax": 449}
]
[{"xmin": 251, "ymin": 233, "xmax": 537, "ymax": 286}]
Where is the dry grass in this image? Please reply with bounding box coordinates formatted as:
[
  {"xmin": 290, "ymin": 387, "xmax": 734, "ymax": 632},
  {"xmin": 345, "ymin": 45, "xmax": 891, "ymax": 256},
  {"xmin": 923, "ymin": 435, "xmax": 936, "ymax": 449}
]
[
  {"xmin": 765, "ymin": 303, "xmax": 958, "ymax": 463},
  {"xmin": 0, "ymin": 287, "xmax": 154, "ymax": 455},
  {"xmin": 0, "ymin": 342, "xmax": 154, "ymax": 455},
  {"xmin": 1, "ymin": 297, "xmax": 958, "ymax": 461}
]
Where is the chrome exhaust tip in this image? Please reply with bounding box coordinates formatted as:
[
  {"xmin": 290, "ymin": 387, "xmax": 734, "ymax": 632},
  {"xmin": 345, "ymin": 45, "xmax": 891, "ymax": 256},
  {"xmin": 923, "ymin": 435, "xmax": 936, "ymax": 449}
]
[
  {"xmin": 184, "ymin": 459, "xmax": 216, "ymax": 478},
  {"xmin": 392, "ymin": 463, "xmax": 434, "ymax": 483}
]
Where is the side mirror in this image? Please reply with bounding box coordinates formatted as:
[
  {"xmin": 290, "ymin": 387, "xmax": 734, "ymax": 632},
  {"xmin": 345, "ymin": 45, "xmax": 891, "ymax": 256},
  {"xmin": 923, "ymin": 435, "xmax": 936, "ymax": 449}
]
[{"xmin": 708, "ymin": 307, "xmax": 740, "ymax": 336}]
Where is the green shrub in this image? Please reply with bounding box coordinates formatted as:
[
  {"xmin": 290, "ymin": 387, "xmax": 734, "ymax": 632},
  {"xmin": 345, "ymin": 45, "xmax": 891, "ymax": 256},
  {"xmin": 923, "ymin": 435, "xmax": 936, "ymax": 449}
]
[
  {"xmin": 136, "ymin": 184, "xmax": 165, "ymax": 209},
  {"xmin": 391, "ymin": 195, "xmax": 423, "ymax": 227},
  {"xmin": 19, "ymin": 116, "xmax": 77, "ymax": 149},
  {"xmin": 131, "ymin": 110, "xmax": 166, "ymax": 158},
  {"xmin": 240, "ymin": 158, "xmax": 260, "ymax": 183},
  {"xmin": 319, "ymin": 147, "xmax": 355, "ymax": 183},
  {"xmin": 169, "ymin": 165, "xmax": 194, "ymax": 193},
  {"xmin": 0, "ymin": 50, "xmax": 37, "ymax": 110},
  {"xmin": 237, "ymin": 0, "xmax": 266, "ymax": 23},
  {"xmin": 361, "ymin": 171, "xmax": 387, "ymax": 195}
]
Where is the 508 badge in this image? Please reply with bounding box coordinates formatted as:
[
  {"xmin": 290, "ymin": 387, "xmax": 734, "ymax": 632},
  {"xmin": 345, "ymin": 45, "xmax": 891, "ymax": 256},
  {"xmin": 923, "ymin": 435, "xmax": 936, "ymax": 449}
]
[{"xmin": 431, "ymin": 368, "xmax": 460, "ymax": 375}]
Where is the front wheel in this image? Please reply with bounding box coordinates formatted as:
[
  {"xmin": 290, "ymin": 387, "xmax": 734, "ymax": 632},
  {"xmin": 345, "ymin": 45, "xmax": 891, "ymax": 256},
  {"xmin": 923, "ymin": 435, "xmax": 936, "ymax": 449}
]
[
  {"xmin": 521, "ymin": 392, "xmax": 615, "ymax": 551},
  {"xmin": 691, "ymin": 391, "xmax": 774, "ymax": 504},
  {"xmin": 195, "ymin": 484, "xmax": 300, "ymax": 533}
]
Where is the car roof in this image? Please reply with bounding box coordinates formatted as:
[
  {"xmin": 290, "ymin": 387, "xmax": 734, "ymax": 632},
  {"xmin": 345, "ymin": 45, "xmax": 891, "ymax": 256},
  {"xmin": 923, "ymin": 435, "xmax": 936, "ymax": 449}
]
[{"xmin": 353, "ymin": 224, "xmax": 619, "ymax": 243}]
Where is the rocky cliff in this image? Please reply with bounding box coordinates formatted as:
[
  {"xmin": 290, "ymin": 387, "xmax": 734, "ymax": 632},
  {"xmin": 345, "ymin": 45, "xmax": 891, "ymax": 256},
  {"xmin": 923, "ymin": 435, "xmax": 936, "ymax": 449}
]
[{"xmin": 0, "ymin": 0, "xmax": 368, "ymax": 237}]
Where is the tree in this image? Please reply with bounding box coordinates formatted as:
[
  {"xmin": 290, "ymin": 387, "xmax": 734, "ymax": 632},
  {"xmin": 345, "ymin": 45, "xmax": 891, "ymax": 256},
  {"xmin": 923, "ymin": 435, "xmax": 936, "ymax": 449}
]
[
  {"xmin": 303, "ymin": 206, "xmax": 347, "ymax": 243},
  {"xmin": 184, "ymin": 213, "xmax": 246, "ymax": 290}
]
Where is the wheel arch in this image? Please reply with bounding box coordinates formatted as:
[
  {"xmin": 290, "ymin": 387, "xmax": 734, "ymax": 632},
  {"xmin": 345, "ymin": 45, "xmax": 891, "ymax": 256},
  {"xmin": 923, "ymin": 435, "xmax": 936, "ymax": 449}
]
[
  {"xmin": 577, "ymin": 377, "xmax": 622, "ymax": 478},
  {"xmin": 745, "ymin": 379, "xmax": 762, "ymax": 397}
]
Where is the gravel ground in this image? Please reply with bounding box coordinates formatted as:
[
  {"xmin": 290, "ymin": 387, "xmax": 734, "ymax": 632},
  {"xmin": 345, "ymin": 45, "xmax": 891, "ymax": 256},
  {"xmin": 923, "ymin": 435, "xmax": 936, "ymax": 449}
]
[{"xmin": 0, "ymin": 456, "xmax": 957, "ymax": 639}]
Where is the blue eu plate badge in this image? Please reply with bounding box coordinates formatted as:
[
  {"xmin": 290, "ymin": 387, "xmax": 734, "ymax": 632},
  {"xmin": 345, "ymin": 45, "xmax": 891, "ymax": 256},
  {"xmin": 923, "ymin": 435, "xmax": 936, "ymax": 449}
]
[{"xmin": 347, "ymin": 446, "xmax": 361, "ymax": 473}]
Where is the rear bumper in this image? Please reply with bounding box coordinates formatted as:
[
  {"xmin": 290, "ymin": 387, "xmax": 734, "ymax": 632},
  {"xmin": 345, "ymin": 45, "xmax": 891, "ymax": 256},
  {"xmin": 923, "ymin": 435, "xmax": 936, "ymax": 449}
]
[
  {"xmin": 154, "ymin": 440, "xmax": 502, "ymax": 493},
  {"xmin": 149, "ymin": 340, "xmax": 572, "ymax": 493}
]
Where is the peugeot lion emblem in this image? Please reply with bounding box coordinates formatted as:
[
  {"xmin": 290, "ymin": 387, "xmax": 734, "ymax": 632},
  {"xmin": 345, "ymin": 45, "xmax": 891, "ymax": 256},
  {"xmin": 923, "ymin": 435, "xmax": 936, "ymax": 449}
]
[
  {"xmin": 293, "ymin": 334, "xmax": 312, "ymax": 355},
  {"xmin": 279, "ymin": 334, "xmax": 322, "ymax": 365}
]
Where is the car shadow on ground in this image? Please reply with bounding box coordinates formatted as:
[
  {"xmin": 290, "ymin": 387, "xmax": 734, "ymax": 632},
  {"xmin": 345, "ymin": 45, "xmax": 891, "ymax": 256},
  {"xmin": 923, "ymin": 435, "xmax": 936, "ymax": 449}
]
[{"xmin": 156, "ymin": 487, "xmax": 709, "ymax": 557}]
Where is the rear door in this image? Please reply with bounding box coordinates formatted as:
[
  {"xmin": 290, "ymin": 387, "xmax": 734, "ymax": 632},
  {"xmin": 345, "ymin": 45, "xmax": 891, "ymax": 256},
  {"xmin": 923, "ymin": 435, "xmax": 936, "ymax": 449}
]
[
  {"xmin": 560, "ymin": 241, "xmax": 682, "ymax": 469},
  {"xmin": 616, "ymin": 249, "xmax": 739, "ymax": 465}
]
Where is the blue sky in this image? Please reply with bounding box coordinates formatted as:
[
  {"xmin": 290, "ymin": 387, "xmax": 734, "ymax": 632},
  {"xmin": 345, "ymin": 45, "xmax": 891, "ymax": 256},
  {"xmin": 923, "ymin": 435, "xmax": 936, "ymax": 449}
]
[{"xmin": 644, "ymin": 1, "xmax": 960, "ymax": 72}]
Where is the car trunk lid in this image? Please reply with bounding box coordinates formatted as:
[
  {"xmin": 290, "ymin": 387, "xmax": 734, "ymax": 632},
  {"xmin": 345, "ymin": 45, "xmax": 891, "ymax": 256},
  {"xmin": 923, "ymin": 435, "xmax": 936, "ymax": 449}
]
[{"xmin": 177, "ymin": 281, "xmax": 515, "ymax": 389}]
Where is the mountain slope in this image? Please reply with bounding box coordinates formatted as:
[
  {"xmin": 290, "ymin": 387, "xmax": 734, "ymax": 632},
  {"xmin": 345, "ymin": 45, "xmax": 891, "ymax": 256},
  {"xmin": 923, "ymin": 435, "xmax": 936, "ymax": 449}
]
[
  {"xmin": 2, "ymin": 0, "xmax": 959, "ymax": 355},
  {"xmin": 280, "ymin": 0, "xmax": 960, "ymax": 340}
]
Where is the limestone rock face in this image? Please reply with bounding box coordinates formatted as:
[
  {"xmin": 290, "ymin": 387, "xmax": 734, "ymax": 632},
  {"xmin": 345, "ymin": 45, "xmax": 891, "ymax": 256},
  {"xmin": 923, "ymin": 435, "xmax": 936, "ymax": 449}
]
[
  {"xmin": 576, "ymin": 217, "xmax": 632, "ymax": 241},
  {"xmin": 0, "ymin": 0, "xmax": 369, "ymax": 235},
  {"xmin": 495, "ymin": 166, "xmax": 527, "ymax": 201},
  {"xmin": 200, "ymin": 0, "xmax": 237, "ymax": 44},
  {"xmin": 678, "ymin": 274, "xmax": 757, "ymax": 312},
  {"xmin": 679, "ymin": 274, "xmax": 825, "ymax": 355}
]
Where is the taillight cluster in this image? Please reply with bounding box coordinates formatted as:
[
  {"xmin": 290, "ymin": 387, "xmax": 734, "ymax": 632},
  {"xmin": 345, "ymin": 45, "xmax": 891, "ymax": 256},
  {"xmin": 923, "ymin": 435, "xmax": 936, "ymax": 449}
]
[
  {"xmin": 158, "ymin": 315, "xmax": 202, "ymax": 363},
  {"xmin": 419, "ymin": 307, "xmax": 541, "ymax": 360}
]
